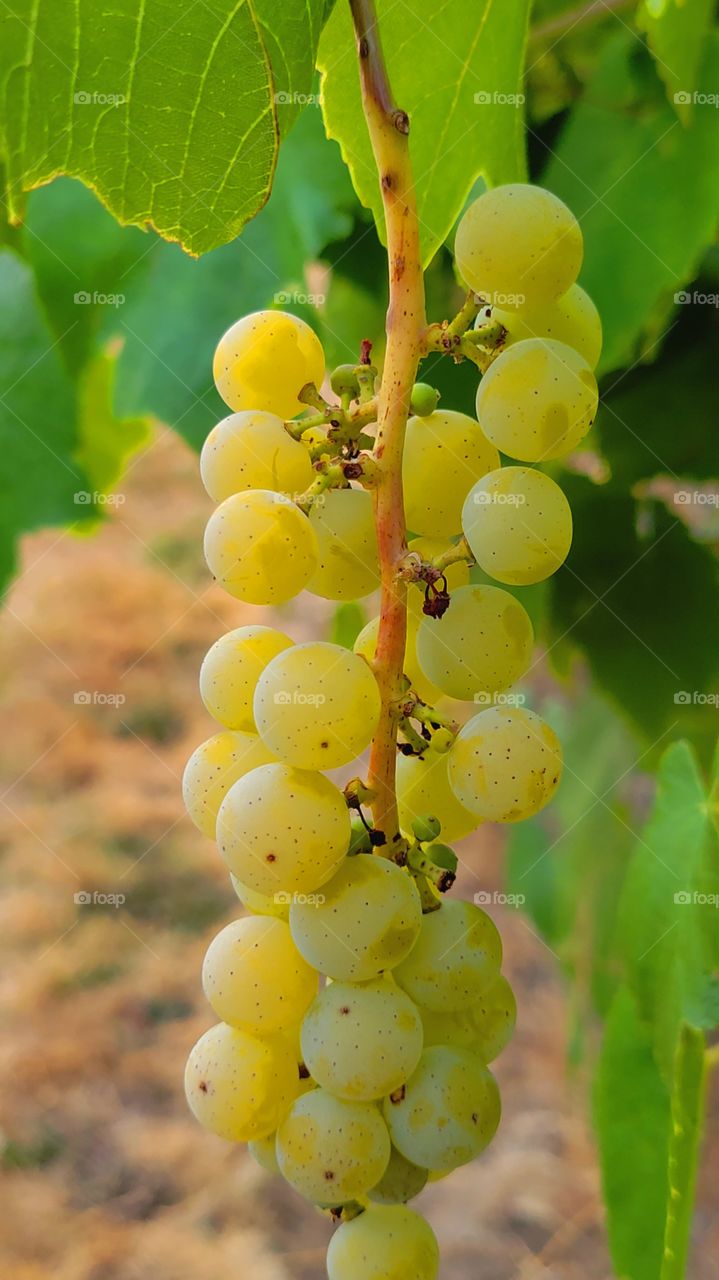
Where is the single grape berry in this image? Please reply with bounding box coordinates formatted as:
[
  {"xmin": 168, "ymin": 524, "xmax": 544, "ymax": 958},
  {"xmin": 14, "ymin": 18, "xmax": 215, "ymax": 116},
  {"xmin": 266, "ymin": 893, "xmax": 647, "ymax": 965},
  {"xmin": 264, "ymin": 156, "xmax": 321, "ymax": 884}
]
[{"xmin": 213, "ymin": 310, "xmax": 325, "ymax": 418}]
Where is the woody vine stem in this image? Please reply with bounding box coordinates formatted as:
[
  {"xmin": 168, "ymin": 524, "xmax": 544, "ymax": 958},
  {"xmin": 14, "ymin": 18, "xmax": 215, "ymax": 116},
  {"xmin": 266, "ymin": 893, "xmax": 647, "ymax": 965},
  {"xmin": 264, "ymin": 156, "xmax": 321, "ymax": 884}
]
[{"xmin": 349, "ymin": 0, "xmax": 426, "ymax": 847}]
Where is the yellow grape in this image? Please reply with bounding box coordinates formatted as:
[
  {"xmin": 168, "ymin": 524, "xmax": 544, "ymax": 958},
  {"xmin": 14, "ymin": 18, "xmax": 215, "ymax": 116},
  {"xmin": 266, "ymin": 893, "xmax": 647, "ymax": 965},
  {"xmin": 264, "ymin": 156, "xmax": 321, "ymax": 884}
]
[
  {"xmin": 182, "ymin": 730, "xmax": 274, "ymax": 839},
  {"xmin": 327, "ymin": 1205, "xmax": 439, "ymax": 1280},
  {"xmin": 368, "ymin": 1147, "xmax": 429, "ymax": 1205},
  {"xmin": 420, "ymin": 973, "xmax": 517, "ymax": 1063},
  {"xmin": 354, "ymin": 611, "xmax": 442, "ymax": 705},
  {"xmin": 455, "ymin": 183, "xmax": 583, "ymax": 309},
  {"xmin": 217, "ymin": 763, "xmax": 350, "ymax": 896},
  {"xmin": 394, "ymin": 898, "xmax": 502, "ymax": 1012},
  {"xmin": 448, "ymin": 705, "xmax": 563, "ymax": 821},
  {"xmin": 204, "ymin": 489, "xmax": 318, "ymax": 605},
  {"xmin": 462, "ymin": 466, "xmax": 572, "ymax": 586},
  {"xmin": 308, "ymin": 488, "xmax": 380, "ymax": 601},
  {"xmin": 396, "ymin": 746, "xmax": 478, "ymax": 843},
  {"xmin": 200, "ymin": 410, "xmax": 313, "ymax": 503},
  {"xmin": 383, "ymin": 1046, "xmax": 500, "ymax": 1172},
  {"xmin": 478, "ymin": 282, "xmax": 602, "ymax": 369},
  {"xmin": 276, "ymin": 1088, "xmax": 390, "ymax": 1204},
  {"xmin": 403, "ymin": 410, "xmax": 499, "ymax": 537},
  {"xmin": 253, "ymin": 641, "xmax": 381, "ymax": 769},
  {"xmin": 202, "ymin": 916, "xmax": 317, "ymax": 1033},
  {"xmin": 248, "ymin": 1132, "xmax": 280, "ymax": 1176},
  {"xmin": 213, "ymin": 310, "xmax": 325, "ymax": 418},
  {"xmin": 416, "ymin": 583, "xmax": 534, "ymax": 700},
  {"xmin": 476, "ymin": 338, "xmax": 598, "ymax": 462},
  {"xmin": 300, "ymin": 978, "xmax": 423, "ymax": 1101},
  {"xmin": 199, "ymin": 625, "xmax": 293, "ymax": 732},
  {"xmin": 230, "ymin": 875, "xmax": 290, "ymax": 921},
  {"xmin": 184, "ymin": 1022, "xmax": 298, "ymax": 1142}
]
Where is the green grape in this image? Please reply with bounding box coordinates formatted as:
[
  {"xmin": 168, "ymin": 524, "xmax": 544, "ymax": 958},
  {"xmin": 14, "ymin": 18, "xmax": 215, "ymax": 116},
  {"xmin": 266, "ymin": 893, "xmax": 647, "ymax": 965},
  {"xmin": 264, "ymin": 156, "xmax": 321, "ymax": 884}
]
[
  {"xmin": 213, "ymin": 310, "xmax": 325, "ymax": 418},
  {"xmin": 327, "ymin": 1205, "xmax": 439, "ymax": 1280},
  {"xmin": 300, "ymin": 978, "xmax": 423, "ymax": 1101},
  {"xmin": 402, "ymin": 410, "xmax": 499, "ymax": 537},
  {"xmin": 410, "ymin": 382, "xmax": 441, "ymax": 417},
  {"xmin": 476, "ymin": 338, "xmax": 598, "ymax": 462},
  {"xmin": 199, "ymin": 410, "xmax": 314, "ymax": 503},
  {"xmin": 199, "ymin": 625, "xmax": 293, "ymax": 732},
  {"xmin": 182, "ymin": 730, "xmax": 274, "ymax": 839},
  {"xmin": 383, "ymin": 1046, "xmax": 500, "ymax": 1172},
  {"xmin": 421, "ymin": 973, "xmax": 517, "ymax": 1063},
  {"xmin": 393, "ymin": 898, "xmax": 501, "ymax": 1012},
  {"xmin": 276, "ymin": 1088, "xmax": 390, "ymax": 1204},
  {"xmin": 217, "ymin": 763, "xmax": 350, "ymax": 896},
  {"xmin": 479, "ymin": 282, "xmax": 602, "ymax": 369},
  {"xmin": 462, "ymin": 466, "xmax": 572, "ymax": 586},
  {"xmin": 396, "ymin": 746, "xmax": 478, "ymax": 844},
  {"xmin": 448, "ymin": 705, "xmax": 563, "ymax": 821},
  {"xmin": 307, "ymin": 488, "xmax": 380, "ymax": 601},
  {"xmin": 368, "ymin": 1147, "xmax": 429, "ymax": 1205},
  {"xmin": 455, "ymin": 183, "xmax": 583, "ymax": 309},
  {"xmin": 204, "ymin": 489, "xmax": 318, "ymax": 605},
  {"xmin": 202, "ymin": 916, "xmax": 317, "ymax": 1034},
  {"xmin": 407, "ymin": 536, "xmax": 470, "ymax": 618},
  {"xmin": 416, "ymin": 583, "xmax": 534, "ymax": 701},
  {"xmin": 184, "ymin": 1022, "xmax": 298, "ymax": 1142},
  {"xmin": 290, "ymin": 854, "xmax": 422, "ymax": 981},
  {"xmin": 354, "ymin": 611, "xmax": 441, "ymax": 705},
  {"xmin": 248, "ymin": 1132, "xmax": 280, "ymax": 1176},
  {"xmin": 230, "ymin": 874, "xmax": 290, "ymax": 921},
  {"xmin": 253, "ymin": 641, "xmax": 381, "ymax": 770}
]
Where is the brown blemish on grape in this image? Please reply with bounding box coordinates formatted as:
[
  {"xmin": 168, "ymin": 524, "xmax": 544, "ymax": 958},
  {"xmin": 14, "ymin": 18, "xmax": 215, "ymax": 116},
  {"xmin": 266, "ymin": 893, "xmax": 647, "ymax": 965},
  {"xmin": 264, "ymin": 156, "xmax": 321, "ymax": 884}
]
[
  {"xmin": 389, "ymin": 1085, "xmax": 406, "ymax": 1104},
  {"xmin": 198, "ymin": 1081, "xmax": 208, "ymax": 1093}
]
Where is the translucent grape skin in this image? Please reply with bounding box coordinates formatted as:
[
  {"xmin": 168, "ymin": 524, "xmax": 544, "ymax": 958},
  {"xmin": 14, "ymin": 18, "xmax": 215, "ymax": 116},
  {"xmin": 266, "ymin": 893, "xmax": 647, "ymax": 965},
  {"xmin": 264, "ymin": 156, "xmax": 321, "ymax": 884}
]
[
  {"xmin": 182, "ymin": 730, "xmax": 274, "ymax": 839},
  {"xmin": 204, "ymin": 489, "xmax": 318, "ymax": 605},
  {"xmin": 199, "ymin": 625, "xmax": 293, "ymax": 732},
  {"xmin": 202, "ymin": 916, "xmax": 317, "ymax": 1034},
  {"xmin": 368, "ymin": 1147, "xmax": 429, "ymax": 1205},
  {"xmin": 184, "ymin": 1022, "xmax": 299, "ymax": 1142},
  {"xmin": 276, "ymin": 1088, "xmax": 391, "ymax": 1205},
  {"xmin": 448, "ymin": 705, "xmax": 563, "ymax": 822},
  {"xmin": 248, "ymin": 1132, "xmax": 280, "ymax": 1176},
  {"xmin": 327, "ymin": 1205, "xmax": 439, "ymax": 1280},
  {"xmin": 354, "ymin": 611, "xmax": 442, "ymax": 706},
  {"xmin": 253, "ymin": 641, "xmax": 381, "ymax": 770},
  {"xmin": 402, "ymin": 410, "xmax": 499, "ymax": 537},
  {"xmin": 394, "ymin": 898, "xmax": 502, "ymax": 1012},
  {"xmin": 300, "ymin": 978, "xmax": 423, "ymax": 1101},
  {"xmin": 462, "ymin": 466, "xmax": 573, "ymax": 586},
  {"xmin": 477, "ymin": 282, "xmax": 602, "ymax": 369},
  {"xmin": 230, "ymin": 874, "xmax": 290, "ymax": 921},
  {"xmin": 199, "ymin": 410, "xmax": 313, "ymax": 503},
  {"xmin": 476, "ymin": 338, "xmax": 598, "ymax": 463},
  {"xmin": 307, "ymin": 487, "xmax": 380, "ymax": 601},
  {"xmin": 396, "ymin": 746, "xmax": 478, "ymax": 844},
  {"xmin": 415, "ymin": 583, "xmax": 534, "ymax": 701},
  {"xmin": 217, "ymin": 763, "xmax": 350, "ymax": 896},
  {"xmin": 213, "ymin": 310, "xmax": 325, "ymax": 419},
  {"xmin": 455, "ymin": 183, "xmax": 583, "ymax": 309},
  {"xmin": 290, "ymin": 854, "xmax": 423, "ymax": 982},
  {"xmin": 384, "ymin": 1046, "xmax": 501, "ymax": 1173},
  {"xmin": 420, "ymin": 973, "xmax": 517, "ymax": 1063}
]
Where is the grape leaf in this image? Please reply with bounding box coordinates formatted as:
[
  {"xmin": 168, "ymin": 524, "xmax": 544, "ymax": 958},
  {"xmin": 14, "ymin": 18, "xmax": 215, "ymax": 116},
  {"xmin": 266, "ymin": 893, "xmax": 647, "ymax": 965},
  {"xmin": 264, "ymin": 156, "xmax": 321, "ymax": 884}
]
[
  {"xmin": 318, "ymin": 0, "xmax": 531, "ymax": 266},
  {"xmin": 637, "ymin": 0, "xmax": 715, "ymax": 119},
  {"xmin": 661, "ymin": 1025, "xmax": 707, "ymax": 1280},
  {"xmin": 543, "ymin": 32, "xmax": 719, "ymax": 374},
  {"xmin": 74, "ymin": 350, "xmax": 151, "ymax": 498},
  {"xmin": 0, "ymin": 0, "xmax": 328, "ymax": 255}
]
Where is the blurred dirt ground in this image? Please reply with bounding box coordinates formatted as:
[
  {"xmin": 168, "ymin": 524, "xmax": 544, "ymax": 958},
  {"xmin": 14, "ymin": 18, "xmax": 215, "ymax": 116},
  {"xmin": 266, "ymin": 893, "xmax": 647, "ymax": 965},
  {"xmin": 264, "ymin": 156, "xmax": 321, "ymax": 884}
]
[{"xmin": 0, "ymin": 427, "xmax": 716, "ymax": 1280}]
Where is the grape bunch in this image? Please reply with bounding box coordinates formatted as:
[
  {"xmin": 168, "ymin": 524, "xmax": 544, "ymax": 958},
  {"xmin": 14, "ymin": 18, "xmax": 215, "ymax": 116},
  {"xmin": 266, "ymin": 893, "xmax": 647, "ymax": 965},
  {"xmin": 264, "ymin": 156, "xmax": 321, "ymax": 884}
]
[{"xmin": 182, "ymin": 182, "xmax": 598, "ymax": 1278}]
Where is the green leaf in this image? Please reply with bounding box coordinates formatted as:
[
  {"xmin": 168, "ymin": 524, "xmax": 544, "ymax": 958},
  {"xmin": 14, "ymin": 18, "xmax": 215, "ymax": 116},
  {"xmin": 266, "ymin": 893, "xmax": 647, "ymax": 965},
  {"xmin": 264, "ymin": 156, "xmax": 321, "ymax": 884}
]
[
  {"xmin": 543, "ymin": 32, "xmax": 719, "ymax": 373},
  {"xmin": 661, "ymin": 1024, "xmax": 707, "ymax": 1280},
  {"xmin": 595, "ymin": 985, "xmax": 671, "ymax": 1280},
  {"xmin": 74, "ymin": 349, "xmax": 151, "ymax": 497},
  {"xmin": 637, "ymin": 0, "xmax": 715, "ymax": 118},
  {"xmin": 329, "ymin": 601, "xmax": 366, "ymax": 649},
  {"xmin": 0, "ymin": 247, "xmax": 96, "ymax": 593},
  {"xmin": 318, "ymin": 0, "xmax": 531, "ymax": 266},
  {"xmin": 0, "ymin": 0, "xmax": 328, "ymax": 255}
]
